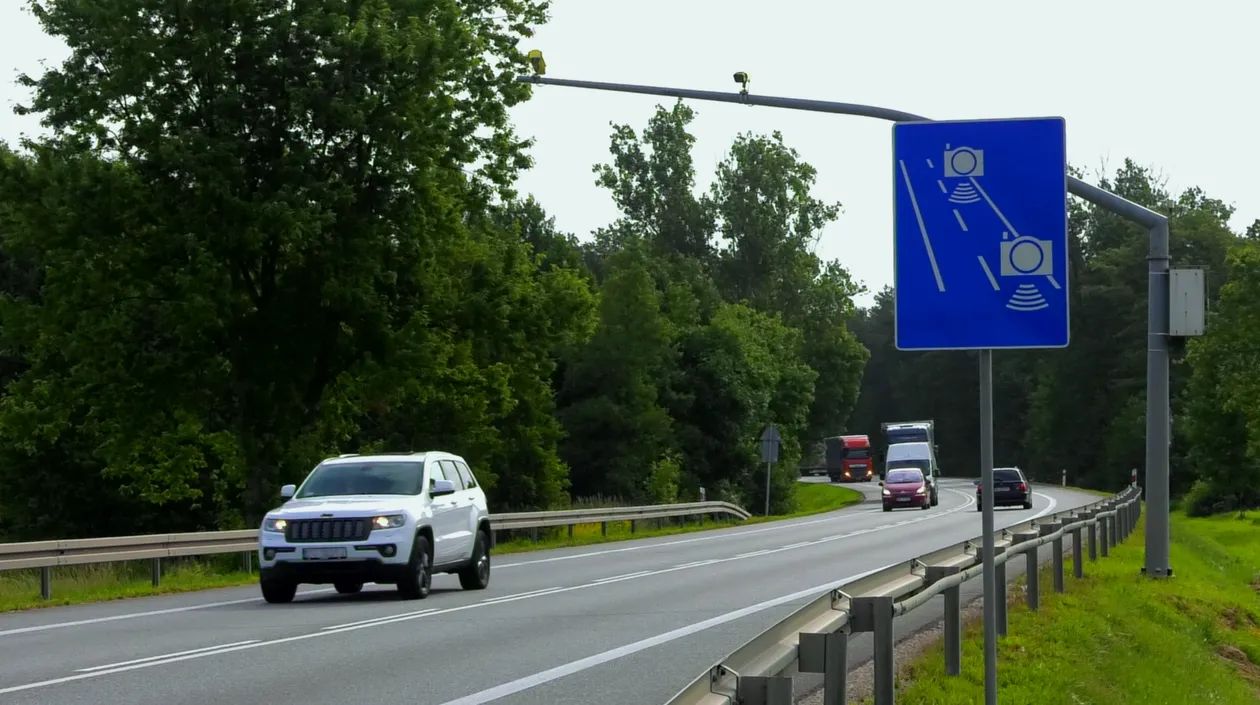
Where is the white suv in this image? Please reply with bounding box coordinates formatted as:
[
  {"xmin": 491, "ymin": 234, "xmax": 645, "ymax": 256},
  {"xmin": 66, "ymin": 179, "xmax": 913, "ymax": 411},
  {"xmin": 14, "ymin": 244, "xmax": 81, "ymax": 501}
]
[{"xmin": 257, "ymin": 452, "xmax": 491, "ymax": 603}]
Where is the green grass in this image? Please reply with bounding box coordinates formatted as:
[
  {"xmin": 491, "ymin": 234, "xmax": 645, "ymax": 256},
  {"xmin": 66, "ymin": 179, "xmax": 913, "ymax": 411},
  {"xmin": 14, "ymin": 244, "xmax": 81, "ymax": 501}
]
[
  {"xmin": 884, "ymin": 510, "xmax": 1260, "ymax": 705},
  {"xmin": 1, "ymin": 483, "xmax": 863, "ymax": 611},
  {"xmin": 494, "ymin": 482, "xmax": 863, "ymax": 554},
  {"xmin": 0, "ymin": 557, "xmax": 255, "ymax": 613}
]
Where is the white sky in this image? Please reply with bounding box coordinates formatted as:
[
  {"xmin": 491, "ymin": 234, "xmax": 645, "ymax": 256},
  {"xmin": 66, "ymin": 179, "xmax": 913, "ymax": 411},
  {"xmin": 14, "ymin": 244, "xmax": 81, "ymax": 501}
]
[{"xmin": 1, "ymin": 1, "xmax": 1255, "ymax": 306}]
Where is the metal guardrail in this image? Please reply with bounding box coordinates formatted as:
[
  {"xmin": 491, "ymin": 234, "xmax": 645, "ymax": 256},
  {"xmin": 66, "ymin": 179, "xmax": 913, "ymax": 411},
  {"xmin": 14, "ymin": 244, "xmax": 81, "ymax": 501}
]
[
  {"xmin": 0, "ymin": 500, "xmax": 752, "ymax": 600},
  {"xmin": 664, "ymin": 485, "xmax": 1143, "ymax": 705}
]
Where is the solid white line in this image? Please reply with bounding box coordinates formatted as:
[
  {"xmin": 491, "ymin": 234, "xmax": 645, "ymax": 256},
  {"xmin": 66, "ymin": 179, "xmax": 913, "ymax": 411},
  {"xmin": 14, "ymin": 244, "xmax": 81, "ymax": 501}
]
[
  {"xmin": 592, "ymin": 571, "xmax": 651, "ymax": 584},
  {"xmin": 953, "ymin": 209, "xmax": 969, "ymax": 232},
  {"xmin": 969, "ymin": 177, "xmax": 1021, "ymax": 238},
  {"xmin": 322, "ymin": 608, "xmax": 439, "ymax": 631},
  {"xmin": 899, "ymin": 160, "xmax": 946, "ymax": 292},
  {"xmin": 0, "ymin": 588, "xmax": 335, "ymax": 638},
  {"xmin": 74, "ymin": 640, "xmax": 260, "ymax": 672},
  {"xmin": 431, "ymin": 565, "xmax": 896, "ymax": 705},
  {"xmin": 978, "ymin": 256, "xmax": 1000, "ymax": 290},
  {"xmin": 1046, "ymin": 274, "xmax": 1062, "ymax": 290}
]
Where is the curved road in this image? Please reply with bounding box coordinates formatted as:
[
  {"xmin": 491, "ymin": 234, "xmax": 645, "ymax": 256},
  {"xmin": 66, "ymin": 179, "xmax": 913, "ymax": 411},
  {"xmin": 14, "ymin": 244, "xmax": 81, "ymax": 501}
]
[{"xmin": 0, "ymin": 479, "xmax": 1099, "ymax": 705}]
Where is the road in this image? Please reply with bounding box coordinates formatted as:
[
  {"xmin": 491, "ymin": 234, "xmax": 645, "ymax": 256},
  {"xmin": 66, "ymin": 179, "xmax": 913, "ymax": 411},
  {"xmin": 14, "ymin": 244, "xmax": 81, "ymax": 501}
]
[{"xmin": 0, "ymin": 479, "xmax": 1100, "ymax": 705}]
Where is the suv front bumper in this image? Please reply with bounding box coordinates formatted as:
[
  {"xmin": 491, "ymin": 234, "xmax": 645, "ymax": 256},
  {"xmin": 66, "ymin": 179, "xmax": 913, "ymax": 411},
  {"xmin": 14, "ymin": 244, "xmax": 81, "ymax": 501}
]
[{"xmin": 261, "ymin": 558, "xmax": 411, "ymax": 585}]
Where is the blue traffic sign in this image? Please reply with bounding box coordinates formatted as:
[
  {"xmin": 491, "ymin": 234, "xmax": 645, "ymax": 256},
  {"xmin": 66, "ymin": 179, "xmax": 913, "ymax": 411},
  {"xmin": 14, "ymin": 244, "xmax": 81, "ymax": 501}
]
[{"xmin": 892, "ymin": 117, "xmax": 1068, "ymax": 350}]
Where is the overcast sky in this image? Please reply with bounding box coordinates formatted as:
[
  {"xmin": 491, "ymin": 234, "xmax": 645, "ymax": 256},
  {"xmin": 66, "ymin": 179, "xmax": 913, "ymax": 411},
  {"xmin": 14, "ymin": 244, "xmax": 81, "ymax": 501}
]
[{"xmin": 1, "ymin": 1, "xmax": 1254, "ymax": 306}]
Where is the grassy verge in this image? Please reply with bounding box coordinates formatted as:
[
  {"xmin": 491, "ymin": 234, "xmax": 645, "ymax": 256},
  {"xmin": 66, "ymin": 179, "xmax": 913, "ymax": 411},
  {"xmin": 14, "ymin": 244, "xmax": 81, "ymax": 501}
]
[
  {"xmin": 884, "ymin": 511, "xmax": 1260, "ymax": 704},
  {"xmin": 1, "ymin": 483, "xmax": 864, "ymax": 612},
  {"xmin": 0, "ymin": 557, "xmax": 255, "ymax": 613},
  {"xmin": 494, "ymin": 482, "xmax": 864, "ymax": 555}
]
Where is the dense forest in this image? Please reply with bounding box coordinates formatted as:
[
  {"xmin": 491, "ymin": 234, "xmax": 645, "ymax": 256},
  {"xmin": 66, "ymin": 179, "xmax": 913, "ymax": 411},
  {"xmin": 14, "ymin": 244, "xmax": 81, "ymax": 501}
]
[{"xmin": 0, "ymin": 2, "xmax": 1255, "ymax": 540}]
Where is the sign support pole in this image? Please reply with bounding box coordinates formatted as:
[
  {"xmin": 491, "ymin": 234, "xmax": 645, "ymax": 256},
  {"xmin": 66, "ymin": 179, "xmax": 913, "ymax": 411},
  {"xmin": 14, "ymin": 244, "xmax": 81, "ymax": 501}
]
[
  {"xmin": 765, "ymin": 460, "xmax": 772, "ymax": 517},
  {"xmin": 979, "ymin": 349, "xmax": 997, "ymax": 705}
]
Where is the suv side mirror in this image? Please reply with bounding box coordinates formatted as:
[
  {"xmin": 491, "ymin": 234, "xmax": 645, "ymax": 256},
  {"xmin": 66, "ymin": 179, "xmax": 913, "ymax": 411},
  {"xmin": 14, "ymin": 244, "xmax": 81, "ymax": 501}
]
[
  {"xmin": 430, "ymin": 479, "xmax": 457, "ymax": 497},
  {"xmin": 280, "ymin": 484, "xmax": 296, "ymax": 499}
]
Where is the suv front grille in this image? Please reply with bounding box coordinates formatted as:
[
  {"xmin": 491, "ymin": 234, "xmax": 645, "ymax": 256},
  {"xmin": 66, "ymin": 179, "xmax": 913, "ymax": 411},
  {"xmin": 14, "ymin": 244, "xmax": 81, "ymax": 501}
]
[{"xmin": 285, "ymin": 518, "xmax": 371, "ymax": 543}]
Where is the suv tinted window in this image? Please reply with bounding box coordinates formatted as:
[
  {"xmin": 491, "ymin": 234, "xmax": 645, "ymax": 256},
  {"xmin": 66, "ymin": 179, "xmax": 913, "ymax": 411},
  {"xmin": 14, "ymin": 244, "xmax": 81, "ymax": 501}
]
[
  {"xmin": 994, "ymin": 468, "xmax": 1023, "ymax": 482},
  {"xmin": 297, "ymin": 462, "xmax": 423, "ymax": 498},
  {"xmin": 454, "ymin": 460, "xmax": 477, "ymax": 488},
  {"xmin": 440, "ymin": 460, "xmax": 466, "ymax": 490}
]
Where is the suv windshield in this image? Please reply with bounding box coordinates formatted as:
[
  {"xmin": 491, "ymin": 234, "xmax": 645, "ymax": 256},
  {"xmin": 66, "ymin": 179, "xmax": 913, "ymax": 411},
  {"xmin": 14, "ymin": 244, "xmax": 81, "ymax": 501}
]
[
  {"xmin": 296, "ymin": 461, "xmax": 424, "ymax": 498},
  {"xmin": 886, "ymin": 469, "xmax": 923, "ymax": 484}
]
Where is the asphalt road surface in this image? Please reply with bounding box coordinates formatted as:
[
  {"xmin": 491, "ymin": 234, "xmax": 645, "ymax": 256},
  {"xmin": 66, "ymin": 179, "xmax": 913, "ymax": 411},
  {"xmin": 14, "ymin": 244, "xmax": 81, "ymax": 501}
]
[{"xmin": 0, "ymin": 479, "xmax": 1101, "ymax": 705}]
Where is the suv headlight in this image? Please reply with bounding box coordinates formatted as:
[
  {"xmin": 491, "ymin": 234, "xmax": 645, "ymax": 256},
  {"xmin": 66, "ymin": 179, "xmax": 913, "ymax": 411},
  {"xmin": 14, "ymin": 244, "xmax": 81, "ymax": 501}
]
[
  {"xmin": 263, "ymin": 517, "xmax": 288, "ymax": 533},
  {"xmin": 371, "ymin": 515, "xmax": 406, "ymax": 530}
]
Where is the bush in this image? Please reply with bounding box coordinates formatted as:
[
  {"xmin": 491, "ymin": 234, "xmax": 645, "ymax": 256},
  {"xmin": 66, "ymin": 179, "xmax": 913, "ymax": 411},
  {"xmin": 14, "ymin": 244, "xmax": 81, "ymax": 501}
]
[{"xmin": 1183, "ymin": 479, "xmax": 1240, "ymax": 517}]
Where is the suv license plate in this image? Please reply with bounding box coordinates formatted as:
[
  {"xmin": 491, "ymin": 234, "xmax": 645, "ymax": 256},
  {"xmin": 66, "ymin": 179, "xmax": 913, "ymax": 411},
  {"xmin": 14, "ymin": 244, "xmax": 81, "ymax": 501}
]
[{"xmin": 303, "ymin": 547, "xmax": 348, "ymax": 560}]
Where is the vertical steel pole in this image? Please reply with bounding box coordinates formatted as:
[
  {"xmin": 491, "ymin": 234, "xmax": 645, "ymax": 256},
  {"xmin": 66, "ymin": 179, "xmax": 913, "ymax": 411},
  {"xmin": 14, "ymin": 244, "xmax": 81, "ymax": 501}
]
[
  {"xmin": 825, "ymin": 629, "xmax": 849, "ymax": 705},
  {"xmin": 872, "ymin": 596, "xmax": 895, "ymax": 705},
  {"xmin": 150, "ymin": 558, "xmax": 161, "ymax": 587},
  {"xmin": 979, "ymin": 350, "xmax": 997, "ymax": 705},
  {"xmin": 40, "ymin": 567, "xmax": 52, "ymax": 600},
  {"xmin": 1145, "ymin": 220, "xmax": 1171, "ymax": 577},
  {"xmin": 1072, "ymin": 526, "xmax": 1084, "ymax": 578},
  {"xmin": 765, "ymin": 461, "xmax": 772, "ymax": 516}
]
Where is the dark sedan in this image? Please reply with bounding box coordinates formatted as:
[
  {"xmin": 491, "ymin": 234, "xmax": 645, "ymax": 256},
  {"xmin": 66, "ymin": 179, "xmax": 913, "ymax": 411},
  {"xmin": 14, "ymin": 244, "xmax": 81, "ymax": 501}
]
[{"xmin": 976, "ymin": 467, "xmax": 1033, "ymax": 510}]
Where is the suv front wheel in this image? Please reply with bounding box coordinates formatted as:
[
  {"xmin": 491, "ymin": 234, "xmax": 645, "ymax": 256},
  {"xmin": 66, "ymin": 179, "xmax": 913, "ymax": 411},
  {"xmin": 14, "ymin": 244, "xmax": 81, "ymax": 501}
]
[
  {"xmin": 397, "ymin": 535, "xmax": 432, "ymax": 600},
  {"xmin": 458, "ymin": 530, "xmax": 491, "ymax": 590},
  {"xmin": 261, "ymin": 577, "xmax": 297, "ymax": 604}
]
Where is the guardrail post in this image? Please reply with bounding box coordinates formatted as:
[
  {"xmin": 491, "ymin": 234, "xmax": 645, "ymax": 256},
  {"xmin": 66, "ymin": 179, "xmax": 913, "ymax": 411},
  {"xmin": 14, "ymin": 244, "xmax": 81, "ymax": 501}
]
[
  {"xmin": 851, "ymin": 596, "xmax": 896, "ymax": 705},
  {"xmin": 736, "ymin": 676, "xmax": 794, "ymax": 705},
  {"xmin": 600, "ymin": 521, "xmax": 607, "ymax": 537},
  {"xmin": 567, "ymin": 525, "xmax": 573, "ymax": 539},
  {"xmin": 1088, "ymin": 518, "xmax": 1098, "ymax": 561},
  {"xmin": 243, "ymin": 551, "xmax": 253, "ymax": 575},
  {"xmin": 630, "ymin": 520, "xmax": 637, "ymax": 534},
  {"xmin": 1100, "ymin": 514, "xmax": 1110, "ymax": 557},
  {"xmin": 1014, "ymin": 532, "xmax": 1039, "ymax": 611},
  {"xmin": 150, "ymin": 557, "xmax": 161, "ymax": 587},
  {"xmin": 800, "ymin": 626, "xmax": 850, "ymax": 705},
  {"xmin": 1111, "ymin": 507, "xmax": 1120, "ymax": 545},
  {"xmin": 1071, "ymin": 521, "xmax": 1084, "ymax": 579},
  {"xmin": 1040, "ymin": 522, "xmax": 1064, "ymax": 594},
  {"xmin": 927, "ymin": 566, "xmax": 963, "ymax": 676},
  {"xmin": 994, "ymin": 546, "xmax": 1008, "ymax": 636},
  {"xmin": 40, "ymin": 567, "xmax": 52, "ymax": 600}
]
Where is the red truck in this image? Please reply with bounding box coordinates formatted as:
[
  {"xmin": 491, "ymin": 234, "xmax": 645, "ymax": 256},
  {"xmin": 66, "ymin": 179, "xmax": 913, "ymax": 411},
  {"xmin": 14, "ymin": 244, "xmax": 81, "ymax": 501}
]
[{"xmin": 825, "ymin": 435, "xmax": 874, "ymax": 483}]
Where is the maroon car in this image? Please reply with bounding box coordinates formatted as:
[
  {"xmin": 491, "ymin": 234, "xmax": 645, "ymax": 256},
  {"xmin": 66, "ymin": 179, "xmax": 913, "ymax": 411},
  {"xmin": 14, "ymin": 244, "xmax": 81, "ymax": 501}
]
[{"xmin": 881, "ymin": 468, "xmax": 930, "ymax": 511}]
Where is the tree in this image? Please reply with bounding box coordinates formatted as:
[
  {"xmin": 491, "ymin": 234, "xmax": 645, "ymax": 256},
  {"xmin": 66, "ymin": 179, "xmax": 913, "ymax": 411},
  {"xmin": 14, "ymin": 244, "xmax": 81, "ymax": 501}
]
[
  {"xmin": 0, "ymin": 0, "xmax": 584, "ymax": 537},
  {"xmin": 1180, "ymin": 239, "xmax": 1260, "ymax": 514}
]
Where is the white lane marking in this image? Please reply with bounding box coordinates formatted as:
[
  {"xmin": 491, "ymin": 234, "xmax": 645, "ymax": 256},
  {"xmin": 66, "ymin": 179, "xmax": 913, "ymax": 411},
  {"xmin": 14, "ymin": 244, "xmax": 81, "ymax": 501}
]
[
  {"xmin": 0, "ymin": 588, "xmax": 335, "ymax": 638},
  {"xmin": 321, "ymin": 608, "xmax": 439, "ymax": 631},
  {"xmin": 74, "ymin": 640, "xmax": 260, "ymax": 672},
  {"xmin": 978, "ymin": 256, "xmax": 1000, "ymax": 290},
  {"xmin": 1031, "ymin": 492, "xmax": 1059, "ymax": 521},
  {"xmin": 477, "ymin": 586, "xmax": 563, "ymax": 603},
  {"xmin": 496, "ymin": 506, "xmax": 875, "ymax": 570},
  {"xmin": 953, "ymin": 208, "xmax": 969, "ymax": 232},
  {"xmin": 673, "ymin": 559, "xmax": 721, "ymax": 570},
  {"xmin": 431, "ymin": 565, "xmax": 896, "ymax": 705},
  {"xmin": 900, "ymin": 160, "xmax": 946, "ymax": 292},
  {"xmin": 592, "ymin": 571, "xmax": 651, "ymax": 584}
]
